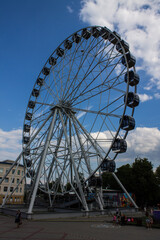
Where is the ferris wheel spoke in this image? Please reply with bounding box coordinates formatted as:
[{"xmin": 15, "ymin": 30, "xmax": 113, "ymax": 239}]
[
  {"xmin": 64, "ymin": 37, "xmax": 106, "ymax": 102},
  {"xmin": 72, "ymin": 113, "xmax": 106, "ymax": 160},
  {"xmin": 41, "ymin": 81, "xmax": 59, "ymax": 101},
  {"xmin": 72, "ymin": 106, "xmax": 121, "ymax": 118},
  {"xmin": 61, "ymin": 41, "xmax": 86, "ymax": 99},
  {"xmin": 73, "ymin": 51, "xmax": 119, "ymax": 100},
  {"xmin": 50, "ymin": 70, "xmax": 61, "ymax": 101},
  {"xmin": 60, "ymin": 36, "xmax": 90, "ymax": 100},
  {"xmin": 70, "ymin": 51, "xmax": 121, "ymax": 104}
]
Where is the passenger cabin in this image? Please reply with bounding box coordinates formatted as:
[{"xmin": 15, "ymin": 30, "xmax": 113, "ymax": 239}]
[
  {"xmin": 121, "ymin": 52, "xmax": 136, "ymax": 68},
  {"xmin": 64, "ymin": 40, "xmax": 72, "ymax": 49},
  {"xmin": 100, "ymin": 27, "xmax": 111, "ymax": 39},
  {"xmin": 116, "ymin": 40, "xmax": 129, "ymax": 54},
  {"xmin": 108, "ymin": 31, "xmax": 121, "ymax": 44},
  {"xmin": 57, "ymin": 48, "xmax": 64, "ymax": 57},
  {"xmin": 23, "ymin": 148, "xmax": 30, "ymax": 156},
  {"xmin": 42, "ymin": 67, "xmax": 50, "ymax": 76},
  {"xmin": 124, "ymin": 92, "xmax": 140, "ymax": 108},
  {"xmin": 25, "ymin": 159, "xmax": 32, "ymax": 167},
  {"xmin": 37, "ymin": 77, "xmax": 44, "ymax": 86},
  {"xmin": 125, "ymin": 70, "xmax": 140, "ymax": 86},
  {"xmin": 88, "ymin": 176, "xmax": 102, "ymax": 188},
  {"xmin": 23, "ymin": 136, "xmax": 30, "ymax": 144},
  {"xmin": 72, "ymin": 33, "xmax": 81, "ymax": 43},
  {"xmin": 25, "ymin": 112, "xmax": 32, "ymax": 120},
  {"xmin": 28, "ymin": 101, "xmax": 35, "ymax": 109},
  {"xmin": 82, "ymin": 28, "xmax": 91, "ymax": 39},
  {"xmin": 120, "ymin": 115, "xmax": 135, "ymax": 131},
  {"xmin": 27, "ymin": 170, "xmax": 35, "ymax": 178},
  {"xmin": 101, "ymin": 159, "xmax": 116, "ymax": 172},
  {"xmin": 49, "ymin": 57, "xmax": 57, "ymax": 66},
  {"xmin": 23, "ymin": 124, "xmax": 30, "ymax": 133},
  {"xmin": 32, "ymin": 89, "xmax": 39, "ymax": 97},
  {"xmin": 92, "ymin": 27, "xmax": 100, "ymax": 38},
  {"xmin": 112, "ymin": 139, "xmax": 127, "ymax": 153}
]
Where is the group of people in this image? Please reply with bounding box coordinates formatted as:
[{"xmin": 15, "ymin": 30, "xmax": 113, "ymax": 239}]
[
  {"xmin": 113, "ymin": 209, "xmax": 127, "ymax": 226},
  {"xmin": 113, "ymin": 208, "xmax": 154, "ymax": 229},
  {"xmin": 145, "ymin": 211, "xmax": 153, "ymax": 230}
]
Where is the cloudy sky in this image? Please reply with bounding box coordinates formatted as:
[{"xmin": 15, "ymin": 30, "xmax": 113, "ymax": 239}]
[{"xmin": 0, "ymin": 0, "xmax": 160, "ymax": 169}]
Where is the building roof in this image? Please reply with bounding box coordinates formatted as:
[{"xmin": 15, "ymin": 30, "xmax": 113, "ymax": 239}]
[{"xmin": 0, "ymin": 160, "xmax": 24, "ymax": 168}]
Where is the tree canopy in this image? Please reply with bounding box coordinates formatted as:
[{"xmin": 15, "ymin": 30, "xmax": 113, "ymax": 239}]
[{"xmin": 102, "ymin": 157, "xmax": 160, "ymax": 208}]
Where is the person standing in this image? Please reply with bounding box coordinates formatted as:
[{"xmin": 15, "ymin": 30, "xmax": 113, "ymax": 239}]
[{"xmin": 15, "ymin": 210, "xmax": 22, "ymax": 228}]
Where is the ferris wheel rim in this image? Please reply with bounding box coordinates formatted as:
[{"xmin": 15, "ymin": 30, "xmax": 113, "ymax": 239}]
[{"xmin": 22, "ymin": 26, "xmax": 138, "ymax": 194}]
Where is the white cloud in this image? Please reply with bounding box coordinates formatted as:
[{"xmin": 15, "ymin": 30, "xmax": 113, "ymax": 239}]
[
  {"xmin": 154, "ymin": 92, "xmax": 160, "ymax": 99},
  {"xmin": 79, "ymin": 0, "xmax": 160, "ymax": 89},
  {"xmin": 67, "ymin": 5, "xmax": 74, "ymax": 13},
  {"xmin": 138, "ymin": 93, "xmax": 153, "ymax": 102},
  {"xmin": 117, "ymin": 127, "xmax": 160, "ymax": 167},
  {"xmin": 0, "ymin": 128, "xmax": 22, "ymax": 162},
  {"xmin": 0, "ymin": 126, "xmax": 160, "ymax": 170}
]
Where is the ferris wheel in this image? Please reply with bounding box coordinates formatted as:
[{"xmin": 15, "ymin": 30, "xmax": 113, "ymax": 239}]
[{"xmin": 1, "ymin": 26, "xmax": 140, "ymax": 213}]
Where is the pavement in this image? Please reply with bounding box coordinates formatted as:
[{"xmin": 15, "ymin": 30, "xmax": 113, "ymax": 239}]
[{"xmin": 0, "ymin": 214, "xmax": 160, "ymax": 240}]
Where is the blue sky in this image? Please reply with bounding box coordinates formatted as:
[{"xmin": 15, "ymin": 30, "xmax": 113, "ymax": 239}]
[{"xmin": 0, "ymin": 0, "xmax": 160, "ymax": 169}]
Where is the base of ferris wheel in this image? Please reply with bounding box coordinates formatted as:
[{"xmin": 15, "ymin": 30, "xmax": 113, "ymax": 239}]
[{"xmin": 0, "ymin": 157, "xmax": 138, "ymax": 220}]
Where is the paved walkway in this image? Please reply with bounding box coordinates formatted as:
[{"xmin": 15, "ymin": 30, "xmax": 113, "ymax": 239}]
[{"xmin": 0, "ymin": 214, "xmax": 159, "ymax": 240}]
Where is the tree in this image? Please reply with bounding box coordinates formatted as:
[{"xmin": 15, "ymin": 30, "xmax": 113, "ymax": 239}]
[
  {"xmin": 116, "ymin": 164, "xmax": 133, "ymax": 192},
  {"xmin": 102, "ymin": 158, "xmax": 160, "ymax": 208},
  {"xmin": 131, "ymin": 158, "xmax": 159, "ymax": 207},
  {"xmin": 155, "ymin": 165, "xmax": 160, "ymax": 185}
]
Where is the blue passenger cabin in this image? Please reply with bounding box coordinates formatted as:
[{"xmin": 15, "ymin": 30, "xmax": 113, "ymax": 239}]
[
  {"xmin": 116, "ymin": 40, "xmax": 129, "ymax": 54},
  {"xmin": 27, "ymin": 170, "xmax": 35, "ymax": 178},
  {"xmin": 56, "ymin": 48, "xmax": 64, "ymax": 57},
  {"xmin": 101, "ymin": 159, "xmax": 116, "ymax": 172},
  {"xmin": 23, "ymin": 148, "xmax": 30, "ymax": 156},
  {"xmin": 28, "ymin": 101, "xmax": 35, "ymax": 109},
  {"xmin": 124, "ymin": 92, "xmax": 140, "ymax": 108},
  {"xmin": 82, "ymin": 28, "xmax": 91, "ymax": 39},
  {"xmin": 32, "ymin": 89, "xmax": 39, "ymax": 98},
  {"xmin": 42, "ymin": 67, "xmax": 50, "ymax": 76},
  {"xmin": 49, "ymin": 57, "xmax": 57, "ymax": 66},
  {"xmin": 64, "ymin": 40, "xmax": 72, "ymax": 49},
  {"xmin": 25, "ymin": 159, "xmax": 32, "ymax": 167},
  {"xmin": 37, "ymin": 77, "xmax": 44, "ymax": 86},
  {"xmin": 100, "ymin": 27, "xmax": 111, "ymax": 39},
  {"xmin": 72, "ymin": 33, "xmax": 81, "ymax": 43},
  {"xmin": 23, "ymin": 124, "xmax": 30, "ymax": 133},
  {"xmin": 92, "ymin": 27, "xmax": 100, "ymax": 38},
  {"xmin": 23, "ymin": 136, "xmax": 30, "ymax": 144},
  {"xmin": 125, "ymin": 70, "xmax": 140, "ymax": 86},
  {"xmin": 108, "ymin": 31, "xmax": 121, "ymax": 44},
  {"xmin": 25, "ymin": 112, "xmax": 32, "ymax": 120},
  {"xmin": 120, "ymin": 115, "xmax": 135, "ymax": 131},
  {"xmin": 112, "ymin": 139, "xmax": 127, "ymax": 153},
  {"xmin": 121, "ymin": 52, "xmax": 136, "ymax": 68}
]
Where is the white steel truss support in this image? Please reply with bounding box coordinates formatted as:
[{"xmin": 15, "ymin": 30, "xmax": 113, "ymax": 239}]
[
  {"xmin": 112, "ymin": 172, "xmax": 138, "ymax": 209},
  {"xmin": 72, "ymin": 113, "xmax": 137, "ymax": 209},
  {"xmin": 72, "ymin": 116, "xmax": 104, "ymax": 210},
  {"xmin": 28, "ymin": 108, "xmax": 57, "ymax": 214},
  {"xmin": 0, "ymin": 111, "xmax": 53, "ymax": 186},
  {"xmin": 48, "ymin": 146, "xmax": 85, "ymax": 206},
  {"xmin": 58, "ymin": 109, "xmax": 89, "ymax": 211}
]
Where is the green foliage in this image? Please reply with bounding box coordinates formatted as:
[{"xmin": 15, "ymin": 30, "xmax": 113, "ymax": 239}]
[
  {"xmin": 155, "ymin": 166, "xmax": 160, "ymax": 185},
  {"xmin": 102, "ymin": 157, "xmax": 160, "ymax": 208}
]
